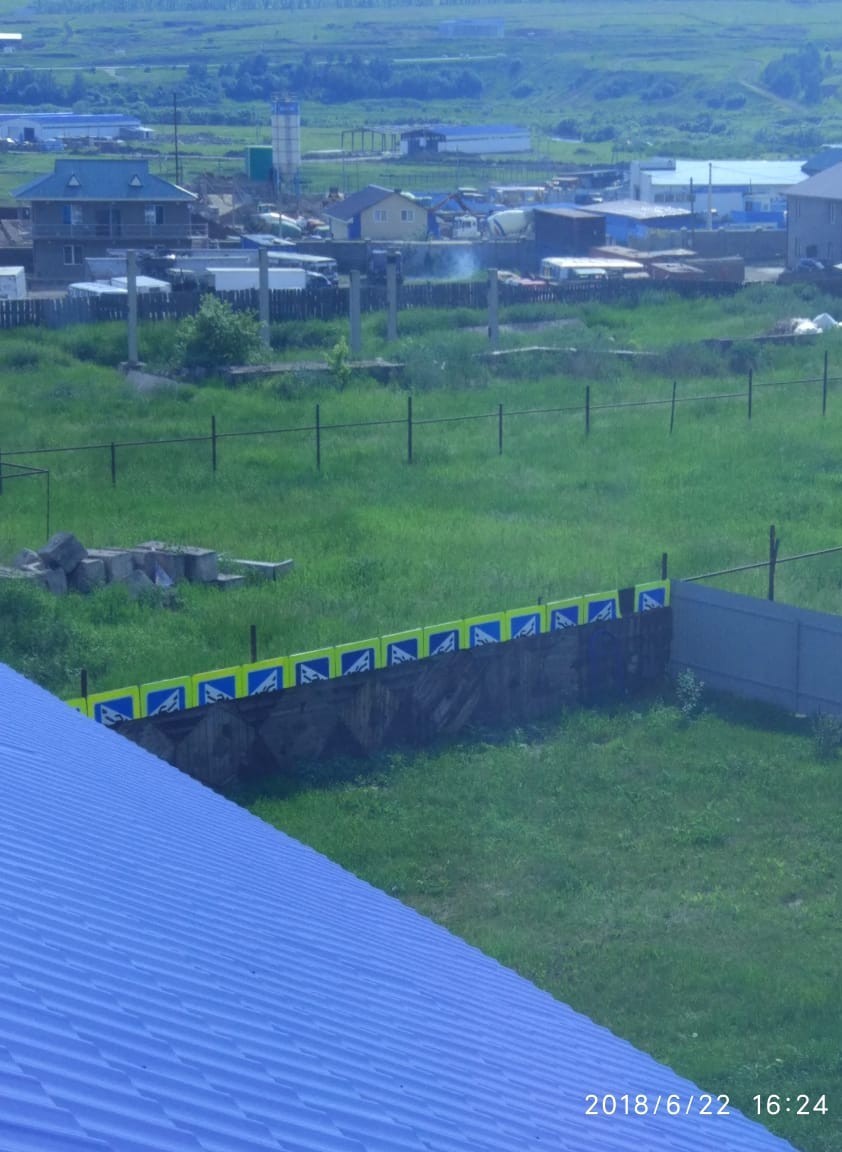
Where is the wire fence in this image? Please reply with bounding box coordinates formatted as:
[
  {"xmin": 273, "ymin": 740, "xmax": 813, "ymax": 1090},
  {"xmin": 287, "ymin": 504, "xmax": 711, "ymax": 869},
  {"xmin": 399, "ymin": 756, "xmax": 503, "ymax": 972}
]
[{"xmin": 1, "ymin": 355, "xmax": 838, "ymax": 487}]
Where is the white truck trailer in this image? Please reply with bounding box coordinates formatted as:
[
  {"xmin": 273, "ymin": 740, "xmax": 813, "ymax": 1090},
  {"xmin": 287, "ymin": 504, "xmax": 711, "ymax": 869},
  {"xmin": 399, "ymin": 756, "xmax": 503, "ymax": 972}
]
[{"xmin": 208, "ymin": 267, "xmax": 307, "ymax": 292}]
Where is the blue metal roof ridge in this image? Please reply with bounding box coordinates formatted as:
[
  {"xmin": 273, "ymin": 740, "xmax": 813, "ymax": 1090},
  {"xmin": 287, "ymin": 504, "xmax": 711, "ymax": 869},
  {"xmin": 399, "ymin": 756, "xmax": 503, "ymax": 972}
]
[
  {"xmin": 0, "ymin": 663, "xmax": 801, "ymax": 1152},
  {"xmin": 11, "ymin": 159, "xmax": 195, "ymax": 202}
]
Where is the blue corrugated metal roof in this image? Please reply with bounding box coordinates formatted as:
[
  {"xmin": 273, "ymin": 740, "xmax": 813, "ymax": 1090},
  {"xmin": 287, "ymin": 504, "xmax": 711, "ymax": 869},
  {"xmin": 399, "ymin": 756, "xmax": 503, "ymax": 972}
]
[
  {"xmin": 12, "ymin": 159, "xmax": 195, "ymax": 202},
  {"xmin": 0, "ymin": 663, "xmax": 801, "ymax": 1152}
]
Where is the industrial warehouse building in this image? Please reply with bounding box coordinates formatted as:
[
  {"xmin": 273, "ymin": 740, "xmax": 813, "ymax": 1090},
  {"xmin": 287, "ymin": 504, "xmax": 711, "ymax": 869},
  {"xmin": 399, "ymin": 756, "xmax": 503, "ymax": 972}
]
[
  {"xmin": 0, "ymin": 661, "xmax": 800, "ymax": 1152},
  {"xmin": 0, "ymin": 112, "xmax": 151, "ymax": 144},
  {"xmin": 629, "ymin": 158, "xmax": 807, "ymax": 220},
  {"xmin": 400, "ymin": 122, "xmax": 530, "ymax": 156}
]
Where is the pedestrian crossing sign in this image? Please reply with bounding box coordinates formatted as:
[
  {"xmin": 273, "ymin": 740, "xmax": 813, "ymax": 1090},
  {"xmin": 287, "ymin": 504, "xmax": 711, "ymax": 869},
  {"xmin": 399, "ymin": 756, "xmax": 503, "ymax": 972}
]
[
  {"xmin": 141, "ymin": 676, "xmax": 194, "ymax": 717},
  {"xmin": 192, "ymin": 667, "xmax": 243, "ymax": 707},
  {"xmin": 546, "ymin": 597, "xmax": 583, "ymax": 631},
  {"xmin": 290, "ymin": 648, "xmax": 335, "ymax": 686},
  {"xmin": 336, "ymin": 639, "xmax": 381, "ymax": 677},
  {"xmin": 635, "ymin": 581, "xmax": 670, "ymax": 612},
  {"xmin": 584, "ymin": 591, "xmax": 620, "ymax": 623},
  {"xmin": 465, "ymin": 614, "xmax": 504, "ymax": 648},
  {"xmin": 506, "ymin": 605, "xmax": 546, "ymax": 640},
  {"xmin": 88, "ymin": 686, "xmax": 140, "ymax": 728},
  {"xmin": 382, "ymin": 629, "xmax": 422, "ymax": 666},
  {"xmin": 423, "ymin": 621, "xmax": 463, "ymax": 657},
  {"xmin": 243, "ymin": 658, "xmax": 289, "ymax": 696}
]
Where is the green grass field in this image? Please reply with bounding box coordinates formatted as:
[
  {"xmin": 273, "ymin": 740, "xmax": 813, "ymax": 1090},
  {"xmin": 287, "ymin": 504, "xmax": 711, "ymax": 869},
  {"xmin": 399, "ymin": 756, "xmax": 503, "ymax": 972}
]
[
  {"xmin": 241, "ymin": 696, "xmax": 842, "ymax": 1152},
  {"xmin": 2, "ymin": 284, "xmax": 842, "ymax": 698}
]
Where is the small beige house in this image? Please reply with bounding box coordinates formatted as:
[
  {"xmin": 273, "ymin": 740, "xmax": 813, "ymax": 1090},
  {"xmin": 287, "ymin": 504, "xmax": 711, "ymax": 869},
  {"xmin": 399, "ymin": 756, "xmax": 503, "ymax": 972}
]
[
  {"xmin": 324, "ymin": 185, "xmax": 429, "ymax": 241},
  {"xmin": 784, "ymin": 162, "xmax": 842, "ymax": 268}
]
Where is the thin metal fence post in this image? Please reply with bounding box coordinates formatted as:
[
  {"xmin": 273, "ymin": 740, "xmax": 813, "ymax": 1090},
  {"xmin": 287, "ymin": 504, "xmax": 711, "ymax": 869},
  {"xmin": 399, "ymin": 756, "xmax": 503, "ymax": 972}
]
[
  {"xmin": 80, "ymin": 668, "xmax": 88, "ymax": 701},
  {"xmin": 316, "ymin": 403, "xmax": 321, "ymax": 471},
  {"xmin": 669, "ymin": 381, "xmax": 676, "ymax": 434},
  {"xmin": 110, "ymin": 442, "xmax": 116, "ymax": 486},
  {"xmin": 823, "ymin": 350, "xmax": 828, "ymax": 416},
  {"xmin": 498, "ymin": 402, "xmax": 503, "ymax": 455},
  {"xmin": 661, "ymin": 552, "xmax": 668, "ymax": 580},
  {"xmin": 211, "ymin": 414, "xmax": 217, "ymax": 474},
  {"xmin": 748, "ymin": 368, "xmax": 753, "ymax": 421},
  {"xmin": 585, "ymin": 385, "xmax": 590, "ymax": 436},
  {"xmin": 407, "ymin": 395, "xmax": 413, "ymax": 464},
  {"xmin": 768, "ymin": 523, "xmax": 779, "ymax": 601},
  {"xmin": 250, "ymin": 624, "xmax": 258, "ymax": 663}
]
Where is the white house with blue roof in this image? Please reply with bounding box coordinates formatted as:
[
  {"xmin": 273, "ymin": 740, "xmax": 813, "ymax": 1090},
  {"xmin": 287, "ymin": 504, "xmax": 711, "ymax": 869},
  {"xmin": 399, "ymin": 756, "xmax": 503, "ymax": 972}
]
[{"xmin": 0, "ymin": 662, "xmax": 801, "ymax": 1152}]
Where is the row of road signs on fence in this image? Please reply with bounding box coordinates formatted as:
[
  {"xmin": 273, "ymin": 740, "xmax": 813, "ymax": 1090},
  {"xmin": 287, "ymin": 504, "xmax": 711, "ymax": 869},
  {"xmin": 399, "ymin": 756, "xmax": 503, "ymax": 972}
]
[{"xmin": 65, "ymin": 581, "xmax": 669, "ymax": 726}]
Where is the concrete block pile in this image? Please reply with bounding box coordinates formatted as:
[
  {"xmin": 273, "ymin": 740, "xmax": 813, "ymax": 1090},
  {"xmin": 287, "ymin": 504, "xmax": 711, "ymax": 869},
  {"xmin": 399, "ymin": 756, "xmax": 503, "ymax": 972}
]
[{"xmin": 0, "ymin": 532, "xmax": 294, "ymax": 596}]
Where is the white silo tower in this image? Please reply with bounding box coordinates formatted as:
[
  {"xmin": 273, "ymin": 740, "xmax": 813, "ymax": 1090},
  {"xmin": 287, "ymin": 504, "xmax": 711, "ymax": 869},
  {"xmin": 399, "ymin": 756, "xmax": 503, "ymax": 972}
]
[{"xmin": 271, "ymin": 97, "xmax": 301, "ymax": 193}]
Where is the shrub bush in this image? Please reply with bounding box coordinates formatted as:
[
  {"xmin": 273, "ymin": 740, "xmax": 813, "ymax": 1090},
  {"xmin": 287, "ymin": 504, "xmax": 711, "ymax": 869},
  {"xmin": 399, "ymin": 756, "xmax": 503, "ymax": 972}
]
[{"xmin": 174, "ymin": 295, "xmax": 261, "ymax": 377}]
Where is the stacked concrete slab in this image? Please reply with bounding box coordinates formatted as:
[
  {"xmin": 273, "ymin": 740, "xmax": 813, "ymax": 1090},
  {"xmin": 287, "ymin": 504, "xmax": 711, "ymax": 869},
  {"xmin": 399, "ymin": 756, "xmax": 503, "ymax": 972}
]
[{"xmin": 1, "ymin": 532, "xmax": 293, "ymax": 596}]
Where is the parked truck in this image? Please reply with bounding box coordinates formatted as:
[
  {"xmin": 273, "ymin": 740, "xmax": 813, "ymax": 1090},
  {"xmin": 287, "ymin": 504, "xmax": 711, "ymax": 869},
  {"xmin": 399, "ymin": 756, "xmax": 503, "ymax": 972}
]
[
  {"xmin": 367, "ymin": 248, "xmax": 403, "ymax": 284},
  {"xmin": 208, "ymin": 267, "xmax": 307, "ymax": 293}
]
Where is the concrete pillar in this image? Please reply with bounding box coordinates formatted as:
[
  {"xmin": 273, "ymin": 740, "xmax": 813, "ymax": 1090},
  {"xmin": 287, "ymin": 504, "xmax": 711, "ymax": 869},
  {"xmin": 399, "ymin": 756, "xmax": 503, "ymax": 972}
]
[
  {"xmin": 487, "ymin": 267, "xmax": 499, "ymax": 347},
  {"xmin": 386, "ymin": 253, "xmax": 398, "ymax": 343},
  {"xmin": 126, "ymin": 249, "xmax": 138, "ymax": 366},
  {"xmin": 258, "ymin": 246, "xmax": 270, "ymax": 347},
  {"xmin": 349, "ymin": 268, "xmax": 362, "ymax": 357}
]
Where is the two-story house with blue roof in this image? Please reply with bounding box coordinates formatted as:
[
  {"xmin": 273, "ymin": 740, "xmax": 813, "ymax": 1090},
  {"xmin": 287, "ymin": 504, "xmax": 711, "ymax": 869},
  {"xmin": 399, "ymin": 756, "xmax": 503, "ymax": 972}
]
[{"xmin": 13, "ymin": 158, "xmax": 201, "ymax": 284}]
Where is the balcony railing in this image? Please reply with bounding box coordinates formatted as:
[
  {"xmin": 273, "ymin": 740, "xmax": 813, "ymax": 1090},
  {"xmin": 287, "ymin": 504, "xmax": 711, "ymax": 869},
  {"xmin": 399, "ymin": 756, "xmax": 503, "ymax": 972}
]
[{"xmin": 32, "ymin": 222, "xmax": 208, "ymax": 241}]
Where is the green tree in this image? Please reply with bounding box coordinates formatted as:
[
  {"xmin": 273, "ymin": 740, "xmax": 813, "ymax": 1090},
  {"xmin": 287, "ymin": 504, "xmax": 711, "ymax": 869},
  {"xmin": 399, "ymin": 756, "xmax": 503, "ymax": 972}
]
[{"xmin": 174, "ymin": 295, "xmax": 261, "ymax": 377}]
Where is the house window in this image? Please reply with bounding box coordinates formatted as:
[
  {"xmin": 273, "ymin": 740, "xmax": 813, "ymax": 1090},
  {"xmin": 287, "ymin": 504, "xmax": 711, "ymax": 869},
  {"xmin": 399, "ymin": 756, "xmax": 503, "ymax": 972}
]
[
  {"xmin": 63, "ymin": 244, "xmax": 83, "ymax": 265},
  {"xmin": 373, "ymin": 209, "xmax": 388, "ymax": 223},
  {"xmin": 400, "ymin": 208, "xmax": 415, "ymax": 222},
  {"xmin": 144, "ymin": 204, "xmax": 164, "ymax": 226},
  {"xmin": 61, "ymin": 204, "xmax": 82, "ymax": 226}
]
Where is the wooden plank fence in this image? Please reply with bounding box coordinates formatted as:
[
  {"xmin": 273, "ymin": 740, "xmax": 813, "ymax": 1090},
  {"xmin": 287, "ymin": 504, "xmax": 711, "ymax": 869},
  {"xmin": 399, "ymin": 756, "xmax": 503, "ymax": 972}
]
[{"xmin": 0, "ymin": 278, "xmax": 742, "ymax": 332}]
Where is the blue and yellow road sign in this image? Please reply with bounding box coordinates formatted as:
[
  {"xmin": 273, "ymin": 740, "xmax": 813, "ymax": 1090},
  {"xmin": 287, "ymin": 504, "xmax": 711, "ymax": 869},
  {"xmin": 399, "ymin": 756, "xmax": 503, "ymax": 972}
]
[
  {"xmin": 382, "ymin": 629, "xmax": 423, "ymax": 666},
  {"xmin": 141, "ymin": 676, "xmax": 194, "ymax": 717},
  {"xmin": 192, "ymin": 666, "xmax": 243, "ymax": 707},
  {"xmin": 290, "ymin": 648, "xmax": 335, "ymax": 686},
  {"xmin": 88, "ymin": 686, "xmax": 140, "ymax": 727}
]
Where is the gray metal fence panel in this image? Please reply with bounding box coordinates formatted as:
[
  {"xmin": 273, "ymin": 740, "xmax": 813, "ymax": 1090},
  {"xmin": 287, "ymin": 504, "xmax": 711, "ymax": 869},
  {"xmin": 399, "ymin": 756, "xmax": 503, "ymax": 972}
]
[{"xmin": 670, "ymin": 580, "xmax": 842, "ymax": 716}]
